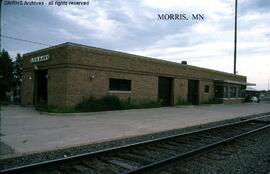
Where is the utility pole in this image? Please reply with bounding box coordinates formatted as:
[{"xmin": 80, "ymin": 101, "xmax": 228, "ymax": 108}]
[
  {"xmin": 233, "ymin": 0, "xmax": 238, "ymax": 75},
  {"xmin": 0, "ymin": 1, "xmax": 2, "ymax": 51},
  {"xmin": 268, "ymin": 78, "xmax": 270, "ymax": 91}
]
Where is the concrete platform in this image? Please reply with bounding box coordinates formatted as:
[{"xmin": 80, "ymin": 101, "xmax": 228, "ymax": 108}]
[{"xmin": 1, "ymin": 103, "xmax": 270, "ymax": 158}]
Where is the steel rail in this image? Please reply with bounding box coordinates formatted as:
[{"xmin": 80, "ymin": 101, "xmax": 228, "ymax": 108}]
[
  {"xmin": 123, "ymin": 124, "xmax": 270, "ymax": 174},
  {"xmin": 1, "ymin": 114, "xmax": 269, "ymax": 173}
]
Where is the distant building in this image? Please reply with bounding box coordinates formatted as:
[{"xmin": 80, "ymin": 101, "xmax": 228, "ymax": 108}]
[
  {"xmin": 21, "ymin": 42, "xmax": 254, "ymax": 107},
  {"xmin": 246, "ymin": 88, "xmax": 270, "ymax": 102}
]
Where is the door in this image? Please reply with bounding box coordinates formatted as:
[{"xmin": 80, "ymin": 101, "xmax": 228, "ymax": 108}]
[
  {"xmin": 158, "ymin": 77, "xmax": 173, "ymax": 106},
  {"xmin": 34, "ymin": 70, "xmax": 48, "ymax": 105},
  {"xmin": 188, "ymin": 80, "xmax": 199, "ymax": 105}
]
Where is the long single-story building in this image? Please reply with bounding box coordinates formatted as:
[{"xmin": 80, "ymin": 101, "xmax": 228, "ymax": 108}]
[{"xmin": 21, "ymin": 42, "xmax": 253, "ymax": 107}]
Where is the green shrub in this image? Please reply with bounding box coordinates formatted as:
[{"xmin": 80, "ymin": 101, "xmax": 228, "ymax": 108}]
[
  {"xmin": 101, "ymin": 95, "xmax": 122, "ymax": 110},
  {"xmin": 121, "ymin": 100, "xmax": 161, "ymax": 109},
  {"xmin": 0, "ymin": 96, "xmax": 10, "ymax": 106},
  {"xmin": 137, "ymin": 100, "xmax": 161, "ymax": 108},
  {"xmin": 36, "ymin": 96, "xmax": 162, "ymax": 113},
  {"xmin": 76, "ymin": 96, "xmax": 161, "ymax": 112},
  {"xmin": 120, "ymin": 100, "xmax": 136, "ymax": 109},
  {"xmin": 75, "ymin": 95, "xmax": 122, "ymax": 112},
  {"xmin": 75, "ymin": 97, "xmax": 100, "ymax": 112}
]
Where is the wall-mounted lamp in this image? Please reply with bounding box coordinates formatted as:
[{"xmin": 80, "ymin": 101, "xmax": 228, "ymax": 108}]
[
  {"xmin": 90, "ymin": 74, "xmax": 95, "ymax": 81},
  {"xmin": 34, "ymin": 65, "xmax": 39, "ymax": 70},
  {"xmin": 29, "ymin": 76, "xmax": 32, "ymax": 80}
]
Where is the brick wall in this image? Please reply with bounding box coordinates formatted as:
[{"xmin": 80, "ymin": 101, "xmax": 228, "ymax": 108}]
[
  {"xmin": 21, "ymin": 71, "xmax": 34, "ymax": 105},
  {"xmin": 21, "ymin": 43, "xmax": 247, "ymax": 107}
]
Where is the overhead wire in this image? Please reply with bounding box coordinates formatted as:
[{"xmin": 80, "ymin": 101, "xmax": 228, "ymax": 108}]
[{"xmin": 0, "ymin": 34, "xmax": 53, "ymax": 46}]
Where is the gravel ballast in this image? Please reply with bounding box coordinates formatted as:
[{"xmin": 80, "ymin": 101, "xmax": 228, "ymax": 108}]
[{"xmin": 157, "ymin": 127, "xmax": 270, "ymax": 174}]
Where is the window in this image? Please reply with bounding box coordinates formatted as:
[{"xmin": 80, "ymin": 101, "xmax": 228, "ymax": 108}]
[
  {"xmin": 204, "ymin": 85, "xmax": 209, "ymax": 93},
  {"xmin": 224, "ymin": 86, "xmax": 228, "ymax": 98},
  {"xmin": 236, "ymin": 88, "xmax": 239, "ymax": 97},
  {"xmin": 109, "ymin": 78, "xmax": 131, "ymax": 91},
  {"xmin": 230, "ymin": 87, "xmax": 236, "ymax": 98}
]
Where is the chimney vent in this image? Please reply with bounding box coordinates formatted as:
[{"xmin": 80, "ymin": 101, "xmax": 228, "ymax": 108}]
[{"xmin": 181, "ymin": 61, "xmax": 187, "ymax": 65}]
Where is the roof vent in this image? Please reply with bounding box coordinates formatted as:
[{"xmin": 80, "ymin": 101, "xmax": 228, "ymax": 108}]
[{"xmin": 181, "ymin": 61, "xmax": 187, "ymax": 65}]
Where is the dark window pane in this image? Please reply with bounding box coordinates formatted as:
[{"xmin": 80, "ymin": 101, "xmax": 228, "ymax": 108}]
[
  {"xmin": 109, "ymin": 78, "xmax": 131, "ymax": 91},
  {"xmin": 204, "ymin": 85, "xmax": 209, "ymax": 93},
  {"xmin": 224, "ymin": 86, "xmax": 228, "ymax": 98},
  {"xmin": 230, "ymin": 87, "xmax": 236, "ymax": 98}
]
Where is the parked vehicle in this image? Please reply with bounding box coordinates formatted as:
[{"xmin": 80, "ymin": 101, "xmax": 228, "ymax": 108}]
[{"xmin": 250, "ymin": 96, "xmax": 259, "ymax": 103}]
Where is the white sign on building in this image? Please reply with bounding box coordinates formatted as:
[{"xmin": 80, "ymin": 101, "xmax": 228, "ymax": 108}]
[{"xmin": 30, "ymin": 55, "xmax": 50, "ymax": 63}]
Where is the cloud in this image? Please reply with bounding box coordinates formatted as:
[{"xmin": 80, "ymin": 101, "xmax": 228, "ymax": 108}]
[
  {"xmin": 1, "ymin": 0, "xmax": 269, "ymax": 89},
  {"xmin": 50, "ymin": 28, "xmax": 84, "ymax": 40},
  {"xmin": 141, "ymin": 0, "xmax": 231, "ymax": 12},
  {"xmin": 52, "ymin": 6, "xmax": 124, "ymax": 40},
  {"xmin": 240, "ymin": 0, "xmax": 270, "ymax": 13}
]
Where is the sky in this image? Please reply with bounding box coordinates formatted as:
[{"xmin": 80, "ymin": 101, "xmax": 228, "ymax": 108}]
[{"xmin": 1, "ymin": 0, "xmax": 270, "ymax": 90}]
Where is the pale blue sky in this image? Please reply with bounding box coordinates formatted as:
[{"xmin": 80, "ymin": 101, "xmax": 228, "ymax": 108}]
[{"xmin": 1, "ymin": 0, "xmax": 270, "ymax": 90}]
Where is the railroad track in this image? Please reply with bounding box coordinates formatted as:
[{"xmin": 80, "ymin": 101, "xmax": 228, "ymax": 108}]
[{"xmin": 1, "ymin": 114, "xmax": 270, "ymax": 174}]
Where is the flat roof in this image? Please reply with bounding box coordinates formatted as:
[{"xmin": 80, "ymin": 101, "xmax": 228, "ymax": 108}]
[
  {"xmin": 23, "ymin": 42, "xmax": 246, "ymax": 78},
  {"xmin": 214, "ymin": 79, "xmax": 255, "ymax": 86}
]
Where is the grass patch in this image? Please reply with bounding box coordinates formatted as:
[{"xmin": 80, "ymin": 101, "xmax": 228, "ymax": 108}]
[{"xmin": 75, "ymin": 95, "xmax": 122, "ymax": 112}]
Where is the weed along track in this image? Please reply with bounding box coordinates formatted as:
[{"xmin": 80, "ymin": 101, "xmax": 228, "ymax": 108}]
[{"xmin": 1, "ymin": 114, "xmax": 270, "ymax": 174}]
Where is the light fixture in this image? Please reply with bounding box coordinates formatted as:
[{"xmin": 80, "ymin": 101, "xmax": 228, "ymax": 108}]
[
  {"xmin": 34, "ymin": 65, "xmax": 39, "ymax": 70},
  {"xmin": 90, "ymin": 74, "xmax": 95, "ymax": 81},
  {"xmin": 29, "ymin": 76, "xmax": 32, "ymax": 80}
]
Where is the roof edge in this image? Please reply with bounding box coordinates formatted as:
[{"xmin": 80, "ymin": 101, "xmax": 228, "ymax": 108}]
[
  {"xmin": 23, "ymin": 42, "xmax": 70, "ymax": 56},
  {"xmin": 23, "ymin": 42, "xmax": 246, "ymax": 78},
  {"xmin": 214, "ymin": 79, "xmax": 255, "ymax": 86}
]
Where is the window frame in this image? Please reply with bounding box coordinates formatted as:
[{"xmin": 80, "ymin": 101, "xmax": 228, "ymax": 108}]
[
  {"xmin": 109, "ymin": 78, "xmax": 132, "ymax": 92},
  {"xmin": 229, "ymin": 87, "xmax": 237, "ymax": 98},
  {"xmin": 204, "ymin": 85, "xmax": 209, "ymax": 93}
]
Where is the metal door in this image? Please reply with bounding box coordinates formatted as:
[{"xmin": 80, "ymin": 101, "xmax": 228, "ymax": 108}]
[
  {"xmin": 188, "ymin": 80, "xmax": 199, "ymax": 105},
  {"xmin": 158, "ymin": 77, "xmax": 173, "ymax": 106}
]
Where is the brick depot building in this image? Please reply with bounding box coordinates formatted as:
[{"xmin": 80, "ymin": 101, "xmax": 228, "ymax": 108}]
[{"xmin": 21, "ymin": 42, "xmax": 252, "ymax": 107}]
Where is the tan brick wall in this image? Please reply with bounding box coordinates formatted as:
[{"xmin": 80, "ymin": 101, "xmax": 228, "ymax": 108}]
[
  {"xmin": 66, "ymin": 44, "xmax": 247, "ymax": 83},
  {"xmin": 47, "ymin": 68, "xmax": 68, "ymax": 107},
  {"xmin": 199, "ymin": 81, "xmax": 215, "ymax": 103},
  {"xmin": 174, "ymin": 78, "xmax": 188, "ymax": 104},
  {"xmin": 22, "ymin": 45, "xmax": 68, "ymax": 70},
  {"xmin": 65, "ymin": 68, "xmax": 158, "ymax": 106},
  {"xmin": 21, "ymin": 43, "xmax": 247, "ymax": 107},
  {"xmin": 21, "ymin": 71, "xmax": 34, "ymax": 105},
  {"xmin": 22, "ymin": 45, "xmax": 69, "ymax": 106}
]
